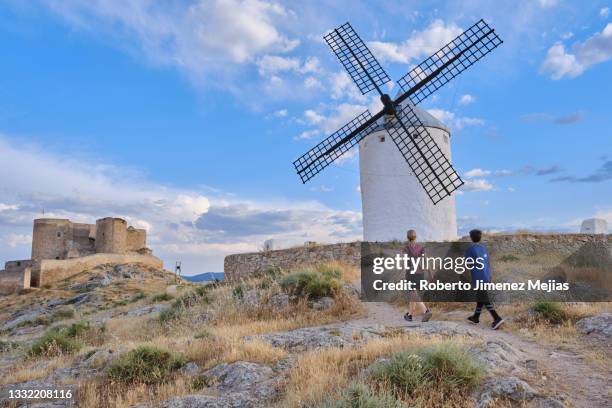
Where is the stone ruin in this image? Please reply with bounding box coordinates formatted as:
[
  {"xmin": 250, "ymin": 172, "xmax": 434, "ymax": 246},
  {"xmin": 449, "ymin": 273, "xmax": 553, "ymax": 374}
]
[{"xmin": 0, "ymin": 217, "xmax": 162, "ymax": 295}]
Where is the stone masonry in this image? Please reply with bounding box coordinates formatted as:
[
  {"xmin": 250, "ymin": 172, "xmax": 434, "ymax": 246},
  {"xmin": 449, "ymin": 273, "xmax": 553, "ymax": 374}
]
[
  {"xmin": 0, "ymin": 217, "xmax": 161, "ymax": 294},
  {"xmin": 224, "ymin": 234, "xmax": 611, "ymax": 281}
]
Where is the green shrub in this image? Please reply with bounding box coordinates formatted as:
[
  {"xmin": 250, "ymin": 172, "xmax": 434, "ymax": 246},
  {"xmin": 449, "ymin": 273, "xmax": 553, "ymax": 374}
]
[
  {"xmin": 232, "ymin": 284, "xmax": 245, "ymax": 300},
  {"xmin": 151, "ymin": 293, "xmax": 174, "ymax": 302},
  {"xmin": 369, "ymin": 353, "xmax": 427, "ymax": 395},
  {"xmin": 129, "ymin": 292, "xmax": 146, "ymax": 303},
  {"xmin": 499, "ymin": 254, "xmax": 520, "ymax": 262},
  {"xmin": 194, "ymin": 329, "xmax": 213, "ymax": 339},
  {"xmin": 419, "ymin": 343, "xmax": 484, "ymax": 390},
  {"xmin": 51, "ymin": 307, "xmax": 76, "ymax": 320},
  {"xmin": 107, "ymin": 345, "xmax": 185, "ymax": 385},
  {"xmin": 532, "ymin": 301, "xmax": 566, "ymax": 324},
  {"xmin": 316, "ymin": 383, "xmax": 401, "ymax": 408},
  {"xmin": 280, "ymin": 269, "xmax": 340, "ymax": 300},
  {"xmin": 369, "ymin": 343, "xmax": 484, "ymax": 395},
  {"xmin": 28, "ymin": 322, "xmax": 89, "ymax": 357},
  {"xmin": 158, "ymin": 287, "xmax": 209, "ymax": 323}
]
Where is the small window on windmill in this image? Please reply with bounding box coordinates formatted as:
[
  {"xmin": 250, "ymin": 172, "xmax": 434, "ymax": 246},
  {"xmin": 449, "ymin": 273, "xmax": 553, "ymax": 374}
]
[
  {"xmin": 57, "ymin": 232, "xmax": 61, "ymax": 238},
  {"xmin": 379, "ymin": 135, "xmax": 385, "ymax": 142}
]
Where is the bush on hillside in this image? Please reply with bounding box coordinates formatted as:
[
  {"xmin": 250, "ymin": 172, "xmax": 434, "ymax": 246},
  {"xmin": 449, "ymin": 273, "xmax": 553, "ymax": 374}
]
[
  {"xmin": 28, "ymin": 322, "xmax": 90, "ymax": 357},
  {"xmin": 107, "ymin": 345, "xmax": 185, "ymax": 385},
  {"xmin": 280, "ymin": 268, "xmax": 340, "ymax": 300},
  {"xmin": 532, "ymin": 301, "xmax": 567, "ymax": 324},
  {"xmin": 369, "ymin": 342, "xmax": 484, "ymax": 396},
  {"xmin": 316, "ymin": 383, "xmax": 401, "ymax": 408}
]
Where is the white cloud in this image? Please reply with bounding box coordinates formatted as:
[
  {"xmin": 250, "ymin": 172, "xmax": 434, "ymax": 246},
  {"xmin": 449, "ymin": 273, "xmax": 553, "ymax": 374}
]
[
  {"xmin": 304, "ymin": 76, "xmax": 323, "ymax": 89},
  {"xmin": 304, "ymin": 109, "xmax": 325, "ymax": 125},
  {"xmin": 273, "ymin": 109, "xmax": 288, "ymax": 117},
  {"xmin": 601, "ymin": 7, "xmax": 610, "ymax": 18},
  {"xmin": 461, "ymin": 179, "xmax": 494, "ymax": 192},
  {"xmin": 369, "ymin": 19, "xmax": 463, "ymax": 63},
  {"xmin": 560, "ymin": 32, "xmax": 574, "ymax": 40},
  {"xmin": 507, "ymin": 187, "xmax": 516, "ymax": 192},
  {"xmin": 458, "ymin": 94, "xmax": 476, "ymax": 105},
  {"xmin": 540, "ymin": 23, "xmax": 612, "ymax": 79},
  {"xmin": 0, "ymin": 203, "xmax": 19, "ymax": 211},
  {"xmin": 309, "ymin": 185, "xmax": 334, "ymax": 192},
  {"xmin": 256, "ymin": 55, "xmax": 300, "ymax": 75},
  {"xmin": 37, "ymin": 0, "xmax": 299, "ymax": 85},
  {"xmin": 427, "ymin": 109, "xmax": 484, "ymax": 130},
  {"xmin": 5, "ymin": 234, "xmax": 32, "ymax": 248},
  {"xmin": 464, "ymin": 168, "xmax": 491, "ymax": 178},
  {"xmin": 495, "ymin": 169, "xmax": 513, "ymax": 177},
  {"xmin": 329, "ymin": 71, "xmax": 366, "ymax": 102},
  {"xmin": 0, "ymin": 135, "xmax": 362, "ymax": 272},
  {"xmin": 296, "ymin": 129, "xmax": 320, "ymax": 140},
  {"xmin": 538, "ymin": 0, "xmax": 558, "ymax": 8}
]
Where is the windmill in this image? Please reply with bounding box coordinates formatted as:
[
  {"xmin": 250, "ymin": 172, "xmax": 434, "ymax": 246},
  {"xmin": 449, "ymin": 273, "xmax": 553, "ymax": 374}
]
[{"xmin": 293, "ymin": 20, "xmax": 502, "ymax": 241}]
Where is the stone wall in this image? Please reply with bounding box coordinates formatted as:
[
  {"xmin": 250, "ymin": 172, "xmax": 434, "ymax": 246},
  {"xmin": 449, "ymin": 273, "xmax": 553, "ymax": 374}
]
[
  {"xmin": 32, "ymin": 253, "xmax": 163, "ymax": 287},
  {"xmin": 224, "ymin": 242, "xmax": 361, "ymax": 281},
  {"xmin": 223, "ymin": 234, "xmax": 611, "ymax": 281},
  {"xmin": 126, "ymin": 227, "xmax": 147, "ymax": 252},
  {"xmin": 0, "ymin": 268, "xmax": 31, "ymax": 295}
]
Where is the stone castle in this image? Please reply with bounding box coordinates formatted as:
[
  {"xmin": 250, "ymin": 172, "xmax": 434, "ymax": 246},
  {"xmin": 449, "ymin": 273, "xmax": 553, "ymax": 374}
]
[{"xmin": 0, "ymin": 217, "xmax": 163, "ymax": 295}]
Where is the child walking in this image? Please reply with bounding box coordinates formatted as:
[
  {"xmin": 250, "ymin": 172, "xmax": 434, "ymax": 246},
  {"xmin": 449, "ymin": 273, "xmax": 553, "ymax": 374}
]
[{"xmin": 464, "ymin": 229, "xmax": 505, "ymax": 330}]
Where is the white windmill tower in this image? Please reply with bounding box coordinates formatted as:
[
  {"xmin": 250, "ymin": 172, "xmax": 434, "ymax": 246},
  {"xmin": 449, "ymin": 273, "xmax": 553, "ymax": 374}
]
[
  {"xmin": 359, "ymin": 105, "xmax": 457, "ymax": 241},
  {"xmin": 293, "ymin": 20, "xmax": 502, "ymax": 242}
]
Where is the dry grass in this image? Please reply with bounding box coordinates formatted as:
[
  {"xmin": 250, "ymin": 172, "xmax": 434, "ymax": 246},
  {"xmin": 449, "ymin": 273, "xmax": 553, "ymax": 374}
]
[
  {"xmin": 281, "ymin": 333, "xmax": 481, "ymax": 408},
  {"xmin": 77, "ymin": 376, "xmax": 198, "ymax": 408}
]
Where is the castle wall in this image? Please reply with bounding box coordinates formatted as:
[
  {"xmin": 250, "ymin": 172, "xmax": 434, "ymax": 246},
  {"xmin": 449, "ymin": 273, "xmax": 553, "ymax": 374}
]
[
  {"xmin": 34, "ymin": 253, "xmax": 163, "ymax": 286},
  {"xmin": 224, "ymin": 234, "xmax": 612, "ymax": 281},
  {"xmin": 126, "ymin": 227, "xmax": 147, "ymax": 252},
  {"xmin": 69, "ymin": 223, "xmax": 96, "ymax": 257},
  {"xmin": 95, "ymin": 218, "xmax": 127, "ymax": 254},
  {"xmin": 0, "ymin": 267, "xmax": 31, "ymax": 295},
  {"xmin": 31, "ymin": 219, "xmax": 73, "ymax": 261},
  {"xmin": 224, "ymin": 242, "xmax": 361, "ymax": 281}
]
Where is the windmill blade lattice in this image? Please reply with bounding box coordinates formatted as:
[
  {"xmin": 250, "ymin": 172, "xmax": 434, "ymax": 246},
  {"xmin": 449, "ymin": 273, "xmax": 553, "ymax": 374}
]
[
  {"xmin": 293, "ymin": 110, "xmax": 379, "ymax": 183},
  {"xmin": 396, "ymin": 19, "xmax": 502, "ymax": 104},
  {"xmin": 384, "ymin": 103, "xmax": 464, "ymax": 204},
  {"xmin": 324, "ymin": 22, "xmax": 391, "ymax": 95}
]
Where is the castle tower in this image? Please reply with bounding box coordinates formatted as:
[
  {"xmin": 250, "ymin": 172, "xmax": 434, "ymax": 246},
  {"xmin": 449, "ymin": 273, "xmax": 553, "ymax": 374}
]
[
  {"xmin": 359, "ymin": 104, "xmax": 458, "ymax": 242},
  {"xmin": 95, "ymin": 217, "xmax": 127, "ymax": 254},
  {"xmin": 31, "ymin": 219, "xmax": 73, "ymax": 260}
]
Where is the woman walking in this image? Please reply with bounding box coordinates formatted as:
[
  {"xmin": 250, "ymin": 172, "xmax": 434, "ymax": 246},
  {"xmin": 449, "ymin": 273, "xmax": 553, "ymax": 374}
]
[{"xmin": 403, "ymin": 229, "xmax": 432, "ymax": 322}]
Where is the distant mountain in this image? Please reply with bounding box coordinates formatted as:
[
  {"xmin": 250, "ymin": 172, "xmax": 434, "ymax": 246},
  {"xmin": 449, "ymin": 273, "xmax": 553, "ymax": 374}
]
[{"xmin": 183, "ymin": 272, "xmax": 224, "ymax": 282}]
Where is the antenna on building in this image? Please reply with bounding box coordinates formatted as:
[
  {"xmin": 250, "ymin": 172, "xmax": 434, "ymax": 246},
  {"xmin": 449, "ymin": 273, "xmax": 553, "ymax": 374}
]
[{"xmin": 175, "ymin": 261, "xmax": 182, "ymax": 282}]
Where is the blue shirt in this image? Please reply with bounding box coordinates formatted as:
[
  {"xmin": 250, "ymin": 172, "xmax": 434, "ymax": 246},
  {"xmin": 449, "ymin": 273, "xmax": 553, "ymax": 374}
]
[{"xmin": 464, "ymin": 243, "xmax": 491, "ymax": 285}]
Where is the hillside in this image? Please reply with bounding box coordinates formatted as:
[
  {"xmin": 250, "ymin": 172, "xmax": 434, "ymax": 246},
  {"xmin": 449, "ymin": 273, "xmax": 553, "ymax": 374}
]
[{"xmin": 0, "ymin": 261, "xmax": 610, "ymax": 407}]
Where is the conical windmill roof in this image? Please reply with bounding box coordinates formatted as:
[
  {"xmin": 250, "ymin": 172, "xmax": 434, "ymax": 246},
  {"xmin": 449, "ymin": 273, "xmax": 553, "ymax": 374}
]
[{"xmin": 370, "ymin": 98, "xmax": 450, "ymax": 134}]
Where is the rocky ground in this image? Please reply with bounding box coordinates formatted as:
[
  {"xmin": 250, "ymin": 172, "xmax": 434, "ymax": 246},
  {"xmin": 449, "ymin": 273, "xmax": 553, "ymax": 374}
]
[{"xmin": 0, "ymin": 263, "xmax": 610, "ymax": 407}]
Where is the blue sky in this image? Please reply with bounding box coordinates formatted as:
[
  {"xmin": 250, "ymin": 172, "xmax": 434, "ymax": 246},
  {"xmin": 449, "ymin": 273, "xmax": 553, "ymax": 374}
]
[{"xmin": 0, "ymin": 0, "xmax": 611, "ymax": 274}]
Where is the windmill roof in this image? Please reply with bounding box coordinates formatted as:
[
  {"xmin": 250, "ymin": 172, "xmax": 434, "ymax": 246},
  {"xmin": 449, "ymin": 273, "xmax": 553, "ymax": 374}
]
[{"xmin": 371, "ymin": 98, "xmax": 450, "ymax": 134}]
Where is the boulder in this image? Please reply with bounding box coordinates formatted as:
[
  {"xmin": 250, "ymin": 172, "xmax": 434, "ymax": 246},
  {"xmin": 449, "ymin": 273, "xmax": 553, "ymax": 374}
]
[
  {"xmin": 478, "ymin": 376, "xmax": 537, "ymax": 407},
  {"xmin": 242, "ymin": 290, "xmax": 260, "ymax": 308},
  {"xmin": 1, "ymin": 308, "xmax": 46, "ymax": 331},
  {"xmin": 575, "ymin": 313, "xmax": 612, "ymax": 338},
  {"xmin": 249, "ymin": 326, "xmax": 351, "ymax": 352},
  {"xmin": 312, "ymin": 296, "xmax": 335, "ymax": 310},
  {"xmin": 268, "ymin": 293, "xmax": 289, "ymax": 310},
  {"xmin": 126, "ymin": 304, "xmax": 169, "ymax": 317}
]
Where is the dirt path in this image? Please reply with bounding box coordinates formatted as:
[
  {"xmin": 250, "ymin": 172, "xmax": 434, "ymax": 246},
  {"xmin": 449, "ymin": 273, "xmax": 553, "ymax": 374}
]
[{"xmin": 344, "ymin": 299, "xmax": 610, "ymax": 408}]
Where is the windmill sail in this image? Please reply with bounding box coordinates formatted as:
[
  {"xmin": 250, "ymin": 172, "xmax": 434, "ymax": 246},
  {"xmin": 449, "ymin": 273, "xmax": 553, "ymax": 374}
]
[
  {"xmin": 294, "ymin": 110, "xmax": 379, "ymax": 183},
  {"xmin": 324, "ymin": 22, "xmax": 391, "ymax": 95},
  {"xmin": 396, "ymin": 19, "xmax": 502, "ymax": 105},
  {"xmin": 384, "ymin": 103, "xmax": 464, "ymax": 204}
]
